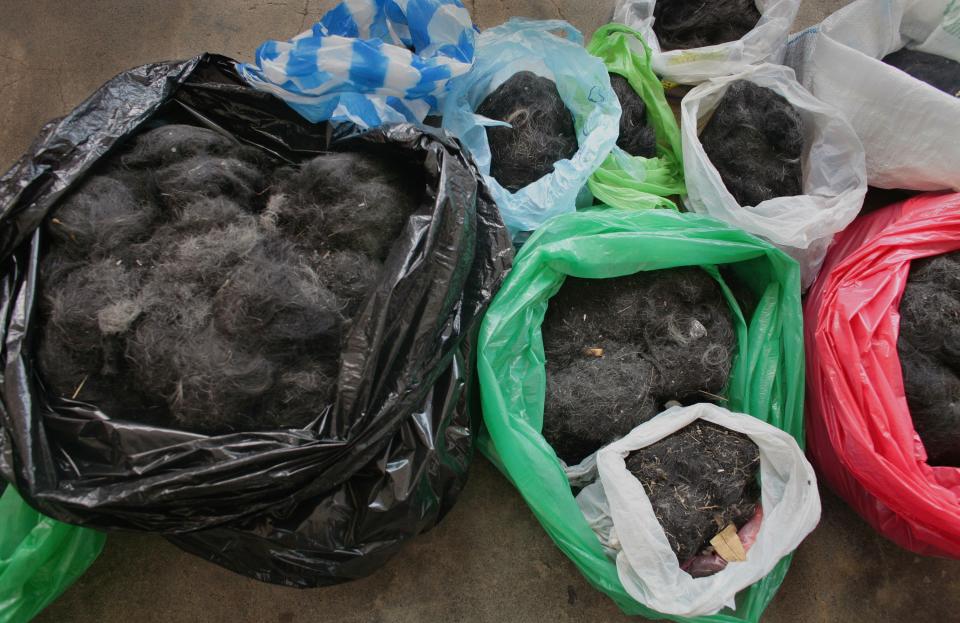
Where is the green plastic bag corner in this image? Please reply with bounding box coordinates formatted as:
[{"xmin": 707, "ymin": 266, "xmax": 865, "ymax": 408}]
[
  {"xmin": 586, "ymin": 24, "xmax": 685, "ymax": 210},
  {"xmin": 1, "ymin": 487, "xmax": 104, "ymax": 623},
  {"xmin": 476, "ymin": 208, "xmax": 804, "ymax": 623}
]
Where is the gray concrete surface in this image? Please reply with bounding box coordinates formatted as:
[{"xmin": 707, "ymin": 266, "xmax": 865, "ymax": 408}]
[
  {"xmin": 3, "ymin": 1, "xmax": 958, "ymax": 621},
  {"xmin": 27, "ymin": 463, "xmax": 960, "ymax": 623}
]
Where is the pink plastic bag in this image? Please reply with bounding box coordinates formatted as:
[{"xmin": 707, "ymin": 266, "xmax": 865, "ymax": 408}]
[
  {"xmin": 805, "ymin": 191, "xmax": 960, "ymax": 558},
  {"xmin": 682, "ymin": 506, "xmax": 764, "ymax": 578}
]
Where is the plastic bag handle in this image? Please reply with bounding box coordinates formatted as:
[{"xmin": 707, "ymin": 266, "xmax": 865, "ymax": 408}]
[
  {"xmin": 602, "ymin": 24, "xmax": 651, "ymax": 49},
  {"xmin": 593, "ymin": 23, "xmax": 654, "ymax": 64}
]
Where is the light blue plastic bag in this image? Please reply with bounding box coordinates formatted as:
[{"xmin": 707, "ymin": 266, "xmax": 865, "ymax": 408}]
[
  {"xmin": 441, "ymin": 19, "xmax": 621, "ymax": 237},
  {"xmin": 238, "ymin": 0, "xmax": 476, "ymax": 128}
]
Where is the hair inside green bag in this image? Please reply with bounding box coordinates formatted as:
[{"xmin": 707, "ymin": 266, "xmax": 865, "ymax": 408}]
[
  {"xmin": 541, "ymin": 267, "xmax": 738, "ymax": 465},
  {"xmin": 477, "ymin": 208, "xmax": 803, "ymax": 622}
]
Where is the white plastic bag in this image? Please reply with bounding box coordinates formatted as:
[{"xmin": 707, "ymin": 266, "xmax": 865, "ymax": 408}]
[
  {"xmin": 441, "ymin": 19, "xmax": 620, "ymax": 238},
  {"xmin": 680, "ymin": 63, "xmax": 867, "ymax": 286},
  {"xmin": 784, "ymin": 0, "xmax": 960, "ymax": 191},
  {"xmin": 612, "ymin": 0, "xmax": 800, "ymax": 84},
  {"xmin": 576, "ymin": 403, "xmax": 821, "ymax": 618}
]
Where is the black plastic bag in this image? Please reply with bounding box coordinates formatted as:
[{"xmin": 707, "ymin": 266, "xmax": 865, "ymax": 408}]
[{"xmin": 0, "ymin": 54, "xmax": 512, "ymax": 587}]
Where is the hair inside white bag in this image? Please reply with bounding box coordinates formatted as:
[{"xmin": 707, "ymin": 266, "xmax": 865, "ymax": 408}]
[
  {"xmin": 613, "ymin": 0, "xmax": 800, "ymax": 83},
  {"xmin": 576, "ymin": 403, "xmax": 821, "ymax": 617},
  {"xmin": 784, "ymin": 0, "xmax": 960, "ymax": 191},
  {"xmin": 680, "ymin": 63, "xmax": 866, "ymax": 287}
]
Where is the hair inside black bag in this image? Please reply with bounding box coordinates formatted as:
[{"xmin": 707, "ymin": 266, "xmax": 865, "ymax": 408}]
[
  {"xmin": 652, "ymin": 0, "xmax": 762, "ymax": 51},
  {"xmin": 896, "ymin": 251, "xmax": 960, "ymax": 467},
  {"xmin": 699, "ymin": 80, "xmax": 804, "ymax": 207},
  {"xmin": 882, "ymin": 49, "xmax": 960, "ymax": 97},
  {"xmin": 610, "ymin": 73, "xmax": 657, "ymax": 158},
  {"xmin": 626, "ymin": 420, "xmax": 760, "ymax": 566},
  {"xmin": 541, "ymin": 267, "xmax": 736, "ymax": 465},
  {"xmin": 45, "ymin": 175, "xmax": 159, "ymax": 259},
  {"xmin": 475, "ymin": 71, "xmax": 579, "ymax": 192},
  {"xmin": 266, "ymin": 151, "xmax": 420, "ymax": 261},
  {"xmin": 35, "ymin": 124, "xmax": 422, "ymax": 435},
  {"xmin": 120, "ymin": 123, "xmax": 265, "ymax": 168}
]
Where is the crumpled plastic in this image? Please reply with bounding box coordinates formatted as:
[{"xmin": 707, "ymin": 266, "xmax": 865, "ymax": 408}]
[
  {"xmin": 0, "ymin": 53, "xmax": 513, "ymax": 587},
  {"xmin": 805, "ymin": 191, "xmax": 960, "ymax": 559},
  {"xmin": 239, "ymin": 0, "xmax": 476, "ymax": 127},
  {"xmin": 0, "ymin": 485, "xmax": 104, "ymax": 623},
  {"xmin": 477, "ymin": 207, "xmax": 805, "ymax": 622},
  {"xmin": 577, "ymin": 404, "xmax": 820, "ymax": 618},
  {"xmin": 681, "ymin": 63, "xmax": 867, "ymax": 288},
  {"xmin": 586, "ymin": 23, "xmax": 684, "ymax": 210},
  {"xmin": 785, "ymin": 0, "xmax": 960, "ymax": 191}
]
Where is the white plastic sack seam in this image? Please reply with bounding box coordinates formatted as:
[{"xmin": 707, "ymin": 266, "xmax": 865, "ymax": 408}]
[
  {"xmin": 612, "ymin": 0, "xmax": 800, "ymax": 84},
  {"xmin": 441, "ymin": 18, "xmax": 620, "ymax": 237},
  {"xmin": 680, "ymin": 63, "xmax": 867, "ymax": 287},
  {"xmin": 784, "ymin": 0, "xmax": 960, "ymax": 191},
  {"xmin": 576, "ymin": 403, "xmax": 821, "ymax": 618}
]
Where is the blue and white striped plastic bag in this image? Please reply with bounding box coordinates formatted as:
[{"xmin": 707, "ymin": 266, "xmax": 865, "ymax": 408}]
[{"xmin": 238, "ymin": 0, "xmax": 476, "ymax": 128}]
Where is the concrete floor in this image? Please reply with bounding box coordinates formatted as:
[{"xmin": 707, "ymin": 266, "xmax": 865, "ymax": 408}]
[{"xmin": 3, "ymin": 1, "xmax": 959, "ymax": 622}]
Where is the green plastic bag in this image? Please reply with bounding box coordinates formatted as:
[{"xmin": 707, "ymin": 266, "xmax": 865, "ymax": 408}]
[
  {"xmin": 586, "ymin": 24, "xmax": 685, "ymax": 210},
  {"xmin": 0, "ymin": 487, "xmax": 104, "ymax": 623},
  {"xmin": 477, "ymin": 208, "xmax": 804, "ymax": 622}
]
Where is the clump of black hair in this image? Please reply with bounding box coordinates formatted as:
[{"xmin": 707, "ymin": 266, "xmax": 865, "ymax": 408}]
[
  {"xmin": 122, "ymin": 124, "xmax": 265, "ymax": 168},
  {"xmin": 652, "ymin": 0, "xmax": 762, "ymax": 51},
  {"xmin": 897, "ymin": 251, "xmax": 960, "ymax": 467},
  {"xmin": 35, "ymin": 124, "xmax": 421, "ymax": 435},
  {"xmin": 475, "ymin": 71, "xmax": 578, "ymax": 192},
  {"xmin": 155, "ymin": 156, "xmax": 269, "ymax": 210},
  {"xmin": 35, "ymin": 256, "xmax": 162, "ymax": 420},
  {"xmin": 212, "ymin": 243, "xmax": 344, "ymax": 356},
  {"xmin": 261, "ymin": 362, "xmax": 339, "ymax": 428},
  {"xmin": 45, "ymin": 176, "xmax": 158, "ymax": 258},
  {"xmin": 268, "ymin": 151, "xmax": 421, "ymax": 260},
  {"xmin": 699, "ymin": 80, "xmax": 804, "ymax": 207},
  {"xmin": 319, "ymin": 251, "xmax": 382, "ymax": 317},
  {"xmin": 626, "ymin": 420, "xmax": 760, "ymax": 565},
  {"xmin": 36, "ymin": 331, "xmax": 165, "ymax": 423},
  {"xmin": 541, "ymin": 268, "xmax": 736, "ymax": 465},
  {"xmin": 610, "ymin": 74, "xmax": 657, "ymax": 158},
  {"xmin": 883, "ymin": 49, "xmax": 960, "ymax": 97},
  {"xmin": 545, "ymin": 344, "xmax": 659, "ymax": 464},
  {"xmin": 130, "ymin": 321, "xmax": 278, "ymax": 433}
]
